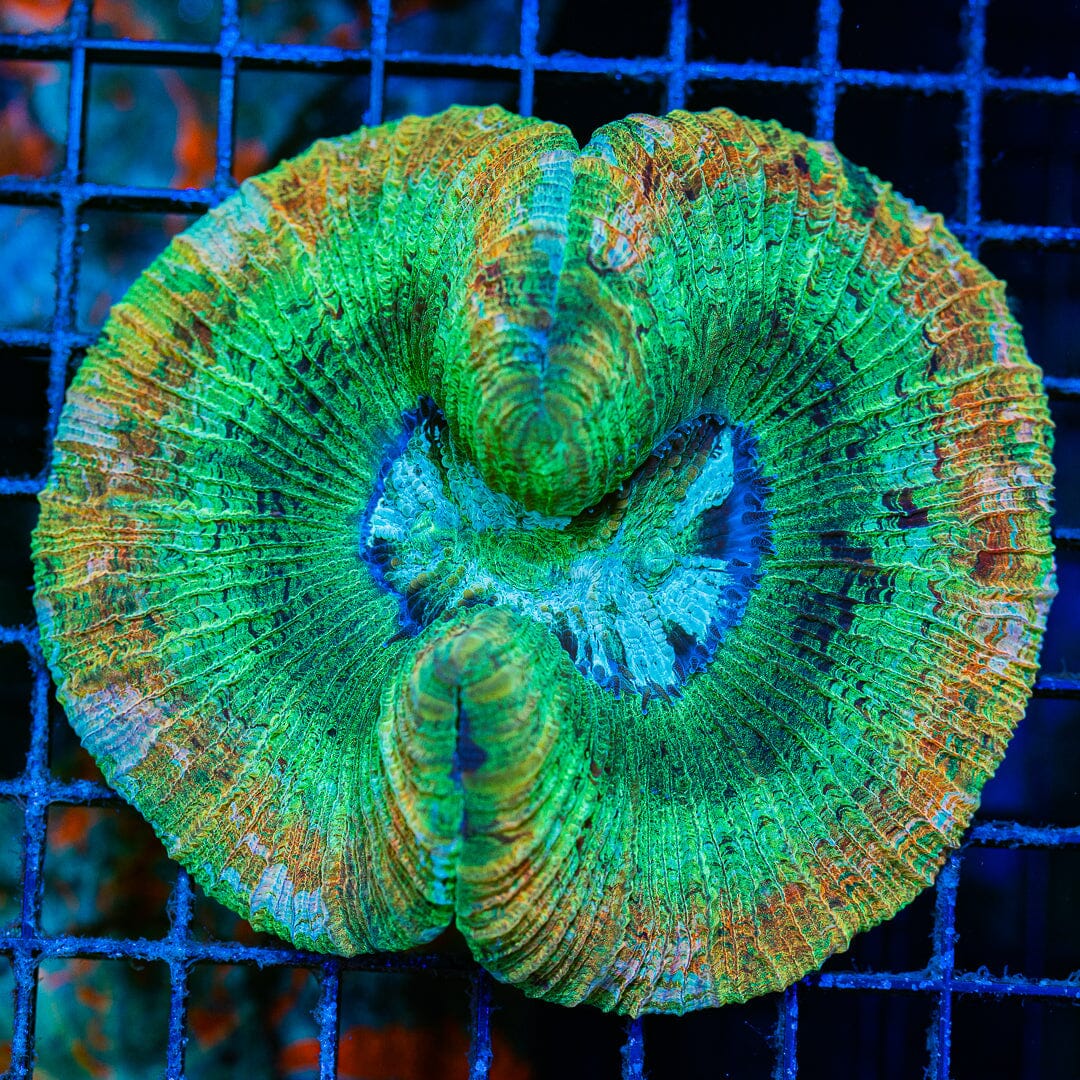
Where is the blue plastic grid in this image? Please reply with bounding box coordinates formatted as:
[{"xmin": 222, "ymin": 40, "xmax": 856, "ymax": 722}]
[{"xmin": 0, "ymin": 0, "xmax": 1077, "ymax": 1076}]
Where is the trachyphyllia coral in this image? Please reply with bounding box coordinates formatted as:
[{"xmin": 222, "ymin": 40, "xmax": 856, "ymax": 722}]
[{"xmin": 32, "ymin": 105, "xmax": 1055, "ymax": 1015}]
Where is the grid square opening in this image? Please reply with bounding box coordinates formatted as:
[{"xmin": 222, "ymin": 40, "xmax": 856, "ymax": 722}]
[
  {"xmin": 951, "ymin": 995, "xmax": 1080, "ymax": 1080},
  {"xmin": 487, "ymin": 976, "xmax": 627, "ymax": 1078},
  {"xmin": 49, "ymin": 692, "xmax": 107, "ymax": 785},
  {"xmin": 984, "ymin": 0, "xmax": 1080, "ymax": 80},
  {"xmin": 838, "ymin": 0, "xmax": 963, "ymax": 74},
  {"xmin": 0, "ymin": 3, "xmax": 73, "ymax": 36},
  {"xmin": 239, "ymin": 0, "xmax": 370, "ymax": 48},
  {"xmin": 0, "ymin": 800, "xmax": 23, "ymax": 929},
  {"xmin": 1038, "ymin": 546, "xmax": 1079, "ymax": 677},
  {"xmin": 538, "ymin": 0, "xmax": 670, "ymax": 60},
  {"xmin": 797, "ymin": 987, "xmax": 933, "ymax": 1080},
  {"xmin": 0, "ymin": 494, "xmax": 38, "ymax": 625},
  {"xmin": 189, "ymin": 876, "xmax": 284, "ymax": 948},
  {"xmin": 642, "ymin": 994, "xmax": 780, "ymax": 1080},
  {"xmin": 186, "ymin": 962, "xmax": 321, "ymax": 1076},
  {"xmin": 0, "ymin": 645, "xmax": 32, "ymax": 780},
  {"xmin": 89, "ymin": 0, "xmax": 222, "ymax": 43},
  {"xmin": 955, "ymin": 846, "xmax": 1080, "ymax": 982},
  {"xmin": 0, "ymin": 60, "xmax": 71, "ymax": 180},
  {"xmin": 388, "ymin": 0, "xmax": 523, "ymax": 57},
  {"xmin": 1049, "ymin": 399, "xmax": 1080, "ymax": 527},
  {"xmin": 41, "ymin": 804, "xmax": 176, "ymax": 939},
  {"xmin": 384, "ymin": 72, "xmax": 518, "ymax": 124},
  {"xmin": 35, "ymin": 957, "xmax": 171, "ymax": 1078},
  {"xmin": 0, "ymin": 953, "xmax": 12, "ymax": 1073},
  {"xmin": 84, "ymin": 63, "xmax": 220, "ymax": 190},
  {"xmin": 0, "ymin": 205, "xmax": 58, "ymax": 332},
  {"xmin": 982, "ymin": 92, "xmax": 1080, "ymax": 228},
  {"xmin": 687, "ymin": 0, "xmax": 816, "ymax": 67},
  {"xmin": 338, "ymin": 968, "xmax": 479, "ymax": 1079},
  {"xmin": 0, "ymin": 347, "xmax": 51, "ymax": 480},
  {"xmin": 819, "ymin": 883, "xmax": 936, "ymax": 976}
]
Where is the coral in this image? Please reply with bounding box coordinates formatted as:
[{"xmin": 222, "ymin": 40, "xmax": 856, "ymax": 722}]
[{"xmin": 32, "ymin": 105, "xmax": 1055, "ymax": 1014}]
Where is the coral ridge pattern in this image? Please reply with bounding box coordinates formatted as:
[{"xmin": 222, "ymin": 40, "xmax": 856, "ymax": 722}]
[{"xmin": 32, "ymin": 106, "xmax": 1055, "ymax": 1015}]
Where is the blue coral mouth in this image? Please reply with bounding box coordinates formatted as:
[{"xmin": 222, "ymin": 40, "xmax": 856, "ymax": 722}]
[{"xmin": 361, "ymin": 400, "xmax": 773, "ymax": 702}]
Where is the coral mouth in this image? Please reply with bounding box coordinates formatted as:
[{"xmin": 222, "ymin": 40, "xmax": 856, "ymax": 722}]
[{"xmin": 361, "ymin": 400, "xmax": 773, "ymax": 700}]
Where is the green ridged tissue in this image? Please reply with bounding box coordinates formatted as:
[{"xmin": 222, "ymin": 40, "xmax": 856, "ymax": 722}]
[{"xmin": 33, "ymin": 106, "xmax": 1055, "ymax": 1014}]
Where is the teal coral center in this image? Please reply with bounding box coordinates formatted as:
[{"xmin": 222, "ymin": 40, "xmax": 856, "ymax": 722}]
[{"xmin": 361, "ymin": 401, "xmax": 774, "ymax": 702}]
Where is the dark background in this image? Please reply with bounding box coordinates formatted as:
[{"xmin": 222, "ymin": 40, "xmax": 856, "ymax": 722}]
[{"xmin": 0, "ymin": 1, "xmax": 1077, "ymax": 1077}]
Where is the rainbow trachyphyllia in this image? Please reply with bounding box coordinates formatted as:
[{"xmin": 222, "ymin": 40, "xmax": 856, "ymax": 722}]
[{"xmin": 32, "ymin": 106, "xmax": 1055, "ymax": 1015}]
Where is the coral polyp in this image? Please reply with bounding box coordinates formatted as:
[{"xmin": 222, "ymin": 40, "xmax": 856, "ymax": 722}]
[
  {"xmin": 32, "ymin": 105, "xmax": 1055, "ymax": 1015},
  {"xmin": 362, "ymin": 401, "xmax": 771, "ymax": 701}
]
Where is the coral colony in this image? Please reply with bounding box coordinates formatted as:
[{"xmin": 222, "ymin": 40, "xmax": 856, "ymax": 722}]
[{"xmin": 33, "ymin": 107, "xmax": 1054, "ymax": 1015}]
